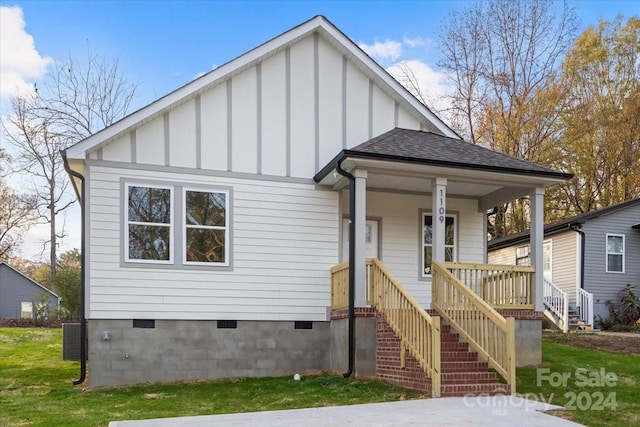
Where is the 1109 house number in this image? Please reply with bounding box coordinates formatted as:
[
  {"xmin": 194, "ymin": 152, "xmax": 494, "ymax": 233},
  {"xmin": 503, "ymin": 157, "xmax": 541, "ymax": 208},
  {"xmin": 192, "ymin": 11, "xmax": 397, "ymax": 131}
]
[{"xmin": 438, "ymin": 188, "xmax": 445, "ymax": 223}]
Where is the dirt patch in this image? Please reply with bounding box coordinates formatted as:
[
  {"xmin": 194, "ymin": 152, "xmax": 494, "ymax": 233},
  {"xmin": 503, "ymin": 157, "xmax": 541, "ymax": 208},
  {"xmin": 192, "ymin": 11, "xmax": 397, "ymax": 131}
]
[{"xmin": 544, "ymin": 331, "xmax": 640, "ymax": 356}]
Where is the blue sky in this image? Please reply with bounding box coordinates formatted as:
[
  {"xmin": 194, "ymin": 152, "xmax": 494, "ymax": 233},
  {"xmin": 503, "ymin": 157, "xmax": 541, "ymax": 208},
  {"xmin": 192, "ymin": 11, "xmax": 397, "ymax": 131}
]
[
  {"xmin": 3, "ymin": 0, "xmax": 638, "ymax": 112},
  {"xmin": 1, "ymin": 0, "xmax": 638, "ymax": 260}
]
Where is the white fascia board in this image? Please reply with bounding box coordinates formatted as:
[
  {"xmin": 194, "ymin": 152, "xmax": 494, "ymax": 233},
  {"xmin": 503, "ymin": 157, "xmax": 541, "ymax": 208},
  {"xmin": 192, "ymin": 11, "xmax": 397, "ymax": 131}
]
[{"xmin": 66, "ymin": 15, "xmax": 458, "ymax": 159}]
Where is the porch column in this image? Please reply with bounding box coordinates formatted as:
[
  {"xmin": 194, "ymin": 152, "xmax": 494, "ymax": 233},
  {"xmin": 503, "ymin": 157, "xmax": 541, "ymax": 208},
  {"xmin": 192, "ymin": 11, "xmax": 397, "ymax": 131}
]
[
  {"xmin": 431, "ymin": 177, "xmax": 447, "ymax": 264},
  {"xmin": 530, "ymin": 187, "xmax": 545, "ymax": 311},
  {"xmin": 354, "ymin": 169, "xmax": 368, "ymax": 307}
]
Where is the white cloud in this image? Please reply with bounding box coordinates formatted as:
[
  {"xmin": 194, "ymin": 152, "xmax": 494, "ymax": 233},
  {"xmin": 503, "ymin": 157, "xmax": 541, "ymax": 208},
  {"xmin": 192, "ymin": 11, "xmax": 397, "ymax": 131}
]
[
  {"xmin": 386, "ymin": 59, "xmax": 453, "ymax": 115},
  {"xmin": 358, "ymin": 39, "xmax": 403, "ymax": 63},
  {"xmin": 403, "ymin": 36, "xmax": 426, "ymax": 48},
  {"xmin": 194, "ymin": 64, "xmax": 217, "ymax": 79},
  {"xmin": 0, "ymin": 6, "xmax": 52, "ymax": 98}
]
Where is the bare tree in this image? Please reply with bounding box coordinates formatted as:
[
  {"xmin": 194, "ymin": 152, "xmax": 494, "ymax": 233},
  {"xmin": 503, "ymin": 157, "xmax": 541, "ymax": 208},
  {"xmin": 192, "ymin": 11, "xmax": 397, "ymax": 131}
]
[
  {"xmin": 0, "ymin": 149, "xmax": 38, "ymax": 259},
  {"xmin": 438, "ymin": 0, "xmax": 578, "ymax": 237},
  {"xmin": 2, "ymin": 52, "xmax": 136, "ymax": 272}
]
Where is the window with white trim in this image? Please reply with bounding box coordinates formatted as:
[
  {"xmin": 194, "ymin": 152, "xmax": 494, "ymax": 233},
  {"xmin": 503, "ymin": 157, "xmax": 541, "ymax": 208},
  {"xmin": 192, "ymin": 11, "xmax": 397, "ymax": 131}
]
[
  {"xmin": 515, "ymin": 245, "xmax": 530, "ymax": 266},
  {"xmin": 184, "ymin": 189, "xmax": 229, "ymax": 265},
  {"xmin": 126, "ymin": 184, "xmax": 173, "ymax": 263},
  {"xmin": 422, "ymin": 213, "xmax": 456, "ymax": 276},
  {"xmin": 606, "ymin": 234, "xmax": 625, "ymax": 273}
]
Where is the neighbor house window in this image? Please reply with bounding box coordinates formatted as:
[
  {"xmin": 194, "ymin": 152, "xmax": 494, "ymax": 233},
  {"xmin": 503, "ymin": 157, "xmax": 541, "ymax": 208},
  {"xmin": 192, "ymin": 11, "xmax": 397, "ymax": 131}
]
[
  {"xmin": 606, "ymin": 234, "xmax": 625, "ymax": 273},
  {"xmin": 126, "ymin": 184, "xmax": 173, "ymax": 263},
  {"xmin": 516, "ymin": 245, "xmax": 530, "ymax": 266},
  {"xmin": 422, "ymin": 213, "xmax": 456, "ymax": 276},
  {"xmin": 184, "ymin": 189, "xmax": 229, "ymax": 265}
]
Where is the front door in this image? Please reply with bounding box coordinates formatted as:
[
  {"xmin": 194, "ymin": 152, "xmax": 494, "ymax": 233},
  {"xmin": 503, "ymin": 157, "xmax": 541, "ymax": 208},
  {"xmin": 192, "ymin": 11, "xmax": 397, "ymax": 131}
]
[{"xmin": 342, "ymin": 219, "xmax": 379, "ymax": 261}]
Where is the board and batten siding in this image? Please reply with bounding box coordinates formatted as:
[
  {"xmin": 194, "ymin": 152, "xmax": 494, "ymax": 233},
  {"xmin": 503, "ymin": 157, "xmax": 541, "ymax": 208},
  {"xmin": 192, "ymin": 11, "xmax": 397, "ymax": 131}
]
[
  {"xmin": 94, "ymin": 33, "xmax": 423, "ymax": 177},
  {"xmin": 343, "ymin": 191, "xmax": 484, "ymax": 307},
  {"xmin": 87, "ymin": 164, "xmax": 339, "ymax": 321},
  {"xmin": 582, "ymin": 206, "xmax": 640, "ymax": 318}
]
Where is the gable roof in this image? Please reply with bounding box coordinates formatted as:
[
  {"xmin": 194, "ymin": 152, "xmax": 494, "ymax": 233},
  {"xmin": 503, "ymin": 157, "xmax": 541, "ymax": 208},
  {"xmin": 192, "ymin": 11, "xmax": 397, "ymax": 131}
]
[
  {"xmin": 488, "ymin": 197, "xmax": 640, "ymax": 250},
  {"xmin": 315, "ymin": 128, "xmax": 573, "ymax": 182},
  {"xmin": 64, "ymin": 15, "xmax": 458, "ymax": 160},
  {"xmin": 0, "ymin": 262, "xmax": 60, "ymax": 299}
]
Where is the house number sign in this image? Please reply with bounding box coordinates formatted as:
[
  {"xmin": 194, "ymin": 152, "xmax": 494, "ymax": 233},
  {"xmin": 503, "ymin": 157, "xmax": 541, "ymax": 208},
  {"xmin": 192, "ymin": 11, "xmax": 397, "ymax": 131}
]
[{"xmin": 438, "ymin": 188, "xmax": 445, "ymax": 223}]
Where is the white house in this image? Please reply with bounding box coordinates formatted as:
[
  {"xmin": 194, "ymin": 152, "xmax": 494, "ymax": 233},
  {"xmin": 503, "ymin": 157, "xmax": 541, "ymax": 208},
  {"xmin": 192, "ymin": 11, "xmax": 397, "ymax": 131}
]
[{"xmin": 63, "ymin": 16, "xmax": 571, "ymax": 395}]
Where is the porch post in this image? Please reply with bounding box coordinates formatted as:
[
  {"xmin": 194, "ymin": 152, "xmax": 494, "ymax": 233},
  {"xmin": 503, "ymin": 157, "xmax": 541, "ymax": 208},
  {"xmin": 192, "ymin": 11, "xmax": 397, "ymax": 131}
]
[
  {"xmin": 530, "ymin": 187, "xmax": 545, "ymax": 311},
  {"xmin": 432, "ymin": 177, "xmax": 447, "ymax": 264},
  {"xmin": 354, "ymin": 169, "xmax": 368, "ymax": 307}
]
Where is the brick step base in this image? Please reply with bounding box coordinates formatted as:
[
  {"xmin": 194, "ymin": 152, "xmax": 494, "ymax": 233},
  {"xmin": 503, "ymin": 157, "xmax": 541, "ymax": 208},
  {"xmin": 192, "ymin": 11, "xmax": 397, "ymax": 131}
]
[
  {"xmin": 376, "ymin": 313, "xmax": 510, "ymax": 397},
  {"xmin": 441, "ymin": 383, "xmax": 510, "ymax": 397},
  {"xmin": 441, "ymin": 371, "xmax": 501, "ymax": 384}
]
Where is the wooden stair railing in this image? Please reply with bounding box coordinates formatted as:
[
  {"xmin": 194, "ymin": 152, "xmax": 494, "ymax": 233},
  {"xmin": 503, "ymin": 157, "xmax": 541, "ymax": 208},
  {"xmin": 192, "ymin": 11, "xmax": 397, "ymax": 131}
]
[
  {"xmin": 367, "ymin": 258, "xmax": 441, "ymax": 397},
  {"xmin": 432, "ymin": 261, "xmax": 516, "ymax": 394}
]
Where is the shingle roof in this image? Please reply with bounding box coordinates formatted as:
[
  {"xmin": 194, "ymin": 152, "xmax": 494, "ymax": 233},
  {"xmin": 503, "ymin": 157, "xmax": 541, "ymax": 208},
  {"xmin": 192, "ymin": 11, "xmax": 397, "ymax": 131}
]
[
  {"xmin": 315, "ymin": 128, "xmax": 573, "ymax": 182},
  {"xmin": 488, "ymin": 197, "xmax": 640, "ymax": 250}
]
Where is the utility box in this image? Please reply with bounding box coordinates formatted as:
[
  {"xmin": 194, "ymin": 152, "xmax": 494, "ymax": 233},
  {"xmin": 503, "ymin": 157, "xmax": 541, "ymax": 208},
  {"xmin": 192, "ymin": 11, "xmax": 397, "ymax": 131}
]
[{"xmin": 62, "ymin": 323, "xmax": 81, "ymax": 361}]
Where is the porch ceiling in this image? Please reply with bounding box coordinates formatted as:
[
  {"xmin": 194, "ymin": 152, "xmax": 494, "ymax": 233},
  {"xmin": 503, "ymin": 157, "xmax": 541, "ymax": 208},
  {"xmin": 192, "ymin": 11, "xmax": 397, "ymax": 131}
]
[{"xmin": 364, "ymin": 172, "xmax": 500, "ymax": 198}]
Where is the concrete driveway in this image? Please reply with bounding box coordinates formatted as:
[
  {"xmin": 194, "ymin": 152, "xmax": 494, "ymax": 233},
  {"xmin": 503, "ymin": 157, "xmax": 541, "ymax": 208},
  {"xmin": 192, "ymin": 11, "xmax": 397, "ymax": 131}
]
[{"xmin": 109, "ymin": 397, "xmax": 584, "ymax": 426}]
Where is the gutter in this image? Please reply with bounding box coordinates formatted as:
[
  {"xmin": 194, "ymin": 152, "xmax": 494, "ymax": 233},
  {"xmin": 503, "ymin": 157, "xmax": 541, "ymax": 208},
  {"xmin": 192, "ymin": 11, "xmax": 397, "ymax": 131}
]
[
  {"xmin": 335, "ymin": 159, "xmax": 355, "ymax": 379},
  {"xmin": 61, "ymin": 151, "xmax": 87, "ymax": 386}
]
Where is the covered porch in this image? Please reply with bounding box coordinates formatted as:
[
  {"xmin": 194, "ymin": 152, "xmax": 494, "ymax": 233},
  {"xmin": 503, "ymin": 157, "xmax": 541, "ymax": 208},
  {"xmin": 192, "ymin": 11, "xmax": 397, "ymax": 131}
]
[{"xmin": 315, "ymin": 128, "xmax": 572, "ymax": 397}]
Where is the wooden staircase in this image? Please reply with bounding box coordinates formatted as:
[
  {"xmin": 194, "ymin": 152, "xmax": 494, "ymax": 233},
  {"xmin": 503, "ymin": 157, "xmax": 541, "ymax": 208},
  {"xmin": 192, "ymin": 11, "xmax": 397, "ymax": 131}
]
[{"xmin": 439, "ymin": 323, "xmax": 510, "ymax": 397}]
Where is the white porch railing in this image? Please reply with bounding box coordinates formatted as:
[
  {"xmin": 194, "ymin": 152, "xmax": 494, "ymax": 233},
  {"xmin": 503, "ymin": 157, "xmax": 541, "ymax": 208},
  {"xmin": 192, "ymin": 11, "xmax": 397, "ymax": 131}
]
[
  {"xmin": 543, "ymin": 278, "xmax": 569, "ymax": 333},
  {"xmin": 577, "ymin": 288, "xmax": 594, "ymax": 328}
]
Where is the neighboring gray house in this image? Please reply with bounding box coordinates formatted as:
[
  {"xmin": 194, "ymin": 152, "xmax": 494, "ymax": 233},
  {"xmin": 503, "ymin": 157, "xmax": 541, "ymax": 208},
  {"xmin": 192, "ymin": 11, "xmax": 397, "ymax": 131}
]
[
  {"xmin": 488, "ymin": 198, "xmax": 640, "ymax": 330},
  {"xmin": 0, "ymin": 262, "xmax": 60, "ymax": 319}
]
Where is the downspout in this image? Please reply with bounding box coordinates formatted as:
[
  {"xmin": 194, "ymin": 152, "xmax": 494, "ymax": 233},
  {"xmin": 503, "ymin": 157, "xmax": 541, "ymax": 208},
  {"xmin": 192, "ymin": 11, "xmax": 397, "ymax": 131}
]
[
  {"xmin": 336, "ymin": 158, "xmax": 355, "ymax": 378},
  {"xmin": 62, "ymin": 151, "xmax": 87, "ymax": 386},
  {"xmin": 569, "ymin": 223, "xmax": 585, "ymax": 291}
]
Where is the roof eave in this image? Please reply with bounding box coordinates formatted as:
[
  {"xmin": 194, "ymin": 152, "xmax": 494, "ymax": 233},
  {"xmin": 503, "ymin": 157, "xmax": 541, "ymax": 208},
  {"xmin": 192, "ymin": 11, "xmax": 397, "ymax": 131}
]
[{"xmin": 314, "ymin": 150, "xmax": 573, "ymax": 184}]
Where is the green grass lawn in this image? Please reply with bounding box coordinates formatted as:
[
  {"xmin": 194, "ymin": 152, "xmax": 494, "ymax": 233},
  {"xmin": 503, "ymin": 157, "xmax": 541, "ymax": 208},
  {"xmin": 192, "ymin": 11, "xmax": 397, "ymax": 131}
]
[
  {"xmin": 516, "ymin": 338, "xmax": 640, "ymax": 427},
  {"xmin": 3, "ymin": 328, "xmax": 639, "ymax": 427},
  {"xmin": 0, "ymin": 328, "xmax": 423, "ymax": 427}
]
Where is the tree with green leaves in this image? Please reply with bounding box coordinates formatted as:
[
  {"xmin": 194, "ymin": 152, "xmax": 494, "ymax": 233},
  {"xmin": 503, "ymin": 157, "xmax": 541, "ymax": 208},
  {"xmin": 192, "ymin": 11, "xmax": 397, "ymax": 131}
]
[{"xmin": 550, "ymin": 16, "xmax": 640, "ymax": 215}]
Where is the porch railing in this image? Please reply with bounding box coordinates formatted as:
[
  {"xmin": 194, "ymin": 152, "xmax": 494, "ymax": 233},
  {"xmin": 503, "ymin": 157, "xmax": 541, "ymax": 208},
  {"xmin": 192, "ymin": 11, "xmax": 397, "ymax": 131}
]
[
  {"xmin": 445, "ymin": 262, "xmax": 535, "ymax": 309},
  {"xmin": 577, "ymin": 288, "xmax": 594, "ymax": 328},
  {"xmin": 543, "ymin": 277, "xmax": 569, "ymax": 333},
  {"xmin": 432, "ymin": 261, "xmax": 516, "ymax": 394},
  {"xmin": 368, "ymin": 258, "xmax": 441, "ymax": 397},
  {"xmin": 330, "ymin": 261, "xmax": 349, "ymax": 309}
]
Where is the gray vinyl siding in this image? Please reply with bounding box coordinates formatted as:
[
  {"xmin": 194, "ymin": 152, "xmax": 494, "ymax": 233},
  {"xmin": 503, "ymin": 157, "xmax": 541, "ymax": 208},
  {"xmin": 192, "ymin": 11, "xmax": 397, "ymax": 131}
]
[
  {"xmin": 582, "ymin": 205, "xmax": 640, "ymax": 319},
  {"xmin": 0, "ymin": 264, "xmax": 59, "ymax": 319}
]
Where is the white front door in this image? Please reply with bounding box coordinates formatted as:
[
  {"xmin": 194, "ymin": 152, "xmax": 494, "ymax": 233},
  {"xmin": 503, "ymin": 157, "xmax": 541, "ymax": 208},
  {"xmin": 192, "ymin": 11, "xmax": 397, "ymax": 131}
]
[{"xmin": 342, "ymin": 219, "xmax": 379, "ymax": 261}]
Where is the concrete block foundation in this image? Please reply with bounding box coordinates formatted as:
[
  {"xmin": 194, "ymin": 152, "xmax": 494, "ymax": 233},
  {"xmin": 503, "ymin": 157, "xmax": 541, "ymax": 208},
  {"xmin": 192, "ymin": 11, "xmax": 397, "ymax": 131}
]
[{"xmin": 88, "ymin": 319, "xmax": 330, "ymax": 388}]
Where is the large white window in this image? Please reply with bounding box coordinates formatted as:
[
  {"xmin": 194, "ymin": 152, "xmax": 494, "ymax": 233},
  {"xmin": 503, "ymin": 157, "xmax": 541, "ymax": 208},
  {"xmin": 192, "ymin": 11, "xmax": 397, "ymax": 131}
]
[
  {"xmin": 606, "ymin": 234, "xmax": 625, "ymax": 273},
  {"xmin": 184, "ymin": 189, "xmax": 229, "ymax": 265},
  {"xmin": 126, "ymin": 184, "xmax": 173, "ymax": 263},
  {"xmin": 422, "ymin": 213, "xmax": 456, "ymax": 276}
]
